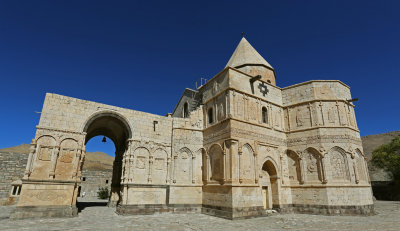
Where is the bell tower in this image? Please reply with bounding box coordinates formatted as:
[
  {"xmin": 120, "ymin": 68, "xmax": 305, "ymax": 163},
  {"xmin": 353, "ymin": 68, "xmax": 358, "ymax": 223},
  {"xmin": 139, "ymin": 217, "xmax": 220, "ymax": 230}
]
[{"xmin": 226, "ymin": 37, "xmax": 277, "ymax": 85}]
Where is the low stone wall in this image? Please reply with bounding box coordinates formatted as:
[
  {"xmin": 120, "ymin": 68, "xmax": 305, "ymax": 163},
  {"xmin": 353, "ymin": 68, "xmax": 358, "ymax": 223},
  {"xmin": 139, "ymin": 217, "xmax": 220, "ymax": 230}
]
[
  {"xmin": 79, "ymin": 170, "xmax": 112, "ymax": 199},
  {"xmin": 0, "ymin": 151, "xmax": 113, "ymax": 204},
  {"xmin": 0, "ymin": 152, "xmax": 27, "ymax": 205}
]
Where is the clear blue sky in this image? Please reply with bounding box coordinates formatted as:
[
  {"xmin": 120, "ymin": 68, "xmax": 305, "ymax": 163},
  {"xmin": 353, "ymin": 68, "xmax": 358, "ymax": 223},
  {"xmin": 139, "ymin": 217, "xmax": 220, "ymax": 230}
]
[{"xmin": 0, "ymin": 0, "xmax": 399, "ymax": 156}]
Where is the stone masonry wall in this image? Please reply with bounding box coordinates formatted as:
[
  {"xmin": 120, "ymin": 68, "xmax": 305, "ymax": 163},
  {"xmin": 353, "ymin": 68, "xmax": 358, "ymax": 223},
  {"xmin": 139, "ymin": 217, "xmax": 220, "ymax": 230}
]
[
  {"xmin": 0, "ymin": 152, "xmax": 28, "ymax": 205},
  {"xmin": 79, "ymin": 169, "xmax": 113, "ymax": 199}
]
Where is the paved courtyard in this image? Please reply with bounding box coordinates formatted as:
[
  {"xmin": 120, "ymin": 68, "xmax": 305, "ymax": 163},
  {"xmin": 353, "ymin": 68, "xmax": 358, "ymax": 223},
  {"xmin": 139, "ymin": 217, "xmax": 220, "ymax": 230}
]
[{"xmin": 0, "ymin": 200, "xmax": 399, "ymax": 231}]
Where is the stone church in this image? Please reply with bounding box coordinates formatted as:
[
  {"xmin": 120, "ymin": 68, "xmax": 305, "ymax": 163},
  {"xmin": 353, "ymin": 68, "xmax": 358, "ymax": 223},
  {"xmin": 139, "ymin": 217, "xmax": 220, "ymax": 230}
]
[{"xmin": 12, "ymin": 38, "xmax": 374, "ymax": 219}]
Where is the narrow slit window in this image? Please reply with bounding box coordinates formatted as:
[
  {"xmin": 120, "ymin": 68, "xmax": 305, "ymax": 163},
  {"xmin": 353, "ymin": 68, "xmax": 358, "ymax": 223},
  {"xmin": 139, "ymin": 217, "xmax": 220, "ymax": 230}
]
[
  {"xmin": 208, "ymin": 108, "xmax": 214, "ymax": 124},
  {"xmin": 183, "ymin": 102, "xmax": 189, "ymax": 118},
  {"xmin": 262, "ymin": 107, "xmax": 268, "ymax": 124}
]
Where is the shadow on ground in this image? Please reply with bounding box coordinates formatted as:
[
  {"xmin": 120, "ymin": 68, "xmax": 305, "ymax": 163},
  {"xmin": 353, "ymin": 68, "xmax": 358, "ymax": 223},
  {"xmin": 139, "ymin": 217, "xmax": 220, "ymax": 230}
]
[{"xmin": 77, "ymin": 202, "xmax": 108, "ymax": 213}]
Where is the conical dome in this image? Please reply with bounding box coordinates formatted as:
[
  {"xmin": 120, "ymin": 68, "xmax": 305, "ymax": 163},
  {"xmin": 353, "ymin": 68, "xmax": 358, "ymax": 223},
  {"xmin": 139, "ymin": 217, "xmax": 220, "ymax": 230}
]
[{"xmin": 226, "ymin": 37, "xmax": 273, "ymax": 69}]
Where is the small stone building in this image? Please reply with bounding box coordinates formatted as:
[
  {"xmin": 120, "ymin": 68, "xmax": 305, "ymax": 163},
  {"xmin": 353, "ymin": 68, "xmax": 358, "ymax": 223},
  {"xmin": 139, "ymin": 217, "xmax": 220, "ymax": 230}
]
[{"xmin": 12, "ymin": 37, "xmax": 374, "ymax": 219}]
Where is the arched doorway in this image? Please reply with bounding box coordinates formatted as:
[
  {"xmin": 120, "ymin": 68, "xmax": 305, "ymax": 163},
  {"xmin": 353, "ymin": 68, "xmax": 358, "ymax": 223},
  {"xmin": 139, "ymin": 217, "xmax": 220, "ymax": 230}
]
[
  {"xmin": 260, "ymin": 160, "xmax": 280, "ymax": 209},
  {"xmin": 82, "ymin": 112, "xmax": 132, "ymax": 207}
]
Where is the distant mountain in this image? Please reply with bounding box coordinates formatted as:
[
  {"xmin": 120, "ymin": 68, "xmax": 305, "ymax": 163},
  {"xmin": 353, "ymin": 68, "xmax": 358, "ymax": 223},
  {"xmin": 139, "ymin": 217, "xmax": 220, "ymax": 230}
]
[
  {"xmin": 0, "ymin": 144, "xmax": 114, "ymax": 171},
  {"xmin": 361, "ymin": 131, "xmax": 400, "ymax": 182}
]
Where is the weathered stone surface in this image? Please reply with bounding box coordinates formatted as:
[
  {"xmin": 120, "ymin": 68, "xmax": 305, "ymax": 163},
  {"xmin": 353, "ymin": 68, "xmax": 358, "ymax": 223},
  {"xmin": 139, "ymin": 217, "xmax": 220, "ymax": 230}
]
[{"xmin": 12, "ymin": 37, "xmax": 374, "ymax": 219}]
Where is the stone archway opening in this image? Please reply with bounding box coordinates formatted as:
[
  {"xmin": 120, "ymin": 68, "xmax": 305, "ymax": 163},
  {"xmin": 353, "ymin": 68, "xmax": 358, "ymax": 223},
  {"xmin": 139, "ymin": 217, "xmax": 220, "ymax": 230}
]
[
  {"xmin": 81, "ymin": 113, "xmax": 131, "ymax": 208},
  {"xmin": 261, "ymin": 160, "xmax": 279, "ymax": 210}
]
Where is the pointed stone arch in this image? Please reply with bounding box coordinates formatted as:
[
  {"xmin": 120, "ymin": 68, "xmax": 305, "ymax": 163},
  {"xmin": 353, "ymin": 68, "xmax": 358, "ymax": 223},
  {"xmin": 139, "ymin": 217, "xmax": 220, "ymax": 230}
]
[
  {"xmin": 260, "ymin": 158, "xmax": 280, "ymax": 209},
  {"xmin": 327, "ymin": 146, "xmax": 350, "ymax": 182},
  {"xmin": 355, "ymin": 148, "xmax": 367, "ymax": 182},
  {"xmin": 55, "ymin": 138, "xmax": 79, "ymax": 181},
  {"xmin": 152, "ymin": 148, "xmax": 168, "ymax": 184},
  {"xmin": 208, "ymin": 143, "xmax": 224, "ymax": 182},
  {"xmin": 174, "ymin": 147, "xmax": 193, "ymax": 184},
  {"xmin": 286, "ymin": 149, "xmax": 301, "ymax": 184},
  {"xmin": 303, "ymin": 147, "xmax": 324, "ymax": 183},
  {"xmin": 241, "ymin": 143, "xmax": 255, "ymax": 181}
]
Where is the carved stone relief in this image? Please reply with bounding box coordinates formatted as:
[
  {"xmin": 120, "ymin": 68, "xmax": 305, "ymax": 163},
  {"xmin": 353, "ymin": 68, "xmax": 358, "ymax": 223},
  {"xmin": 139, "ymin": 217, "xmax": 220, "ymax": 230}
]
[
  {"xmin": 218, "ymin": 103, "xmax": 225, "ymax": 121},
  {"xmin": 287, "ymin": 152, "xmax": 301, "ymax": 183},
  {"xmin": 38, "ymin": 147, "xmax": 53, "ymax": 161},
  {"xmin": 273, "ymin": 109, "xmax": 282, "ymax": 128},
  {"xmin": 338, "ymin": 105, "xmax": 347, "ymax": 126},
  {"xmin": 152, "ymin": 148, "xmax": 168, "ymax": 184},
  {"xmin": 295, "ymin": 108, "xmax": 304, "ymax": 127},
  {"xmin": 209, "ymin": 145, "xmax": 224, "ymax": 181},
  {"xmin": 241, "ymin": 144, "xmax": 254, "ymax": 180},
  {"xmin": 327, "ymin": 107, "xmax": 336, "ymax": 124},
  {"xmin": 132, "ymin": 147, "xmax": 150, "ymax": 184},
  {"xmin": 176, "ymin": 148, "xmax": 192, "ymax": 184},
  {"xmin": 328, "ymin": 149, "xmax": 348, "ymax": 182},
  {"xmin": 303, "ymin": 150, "xmax": 322, "ymax": 182}
]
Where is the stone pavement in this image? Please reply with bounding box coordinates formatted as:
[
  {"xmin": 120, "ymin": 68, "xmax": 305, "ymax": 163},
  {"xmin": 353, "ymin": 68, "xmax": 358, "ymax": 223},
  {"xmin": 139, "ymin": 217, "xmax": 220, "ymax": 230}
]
[{"xmin": 0, "ymin": 200, "xmax": 399, "ymax": 231}]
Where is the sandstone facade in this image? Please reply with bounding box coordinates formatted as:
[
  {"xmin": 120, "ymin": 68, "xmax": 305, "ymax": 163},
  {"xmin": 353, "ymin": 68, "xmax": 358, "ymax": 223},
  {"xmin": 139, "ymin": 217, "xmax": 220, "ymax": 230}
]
[
  {"xmin": 12, "ymin": 37, "xmax": 374, "ymax": 219},
  {"xmin": 0, "ymin": 152, "xmax": 27, "ymax": 205}
]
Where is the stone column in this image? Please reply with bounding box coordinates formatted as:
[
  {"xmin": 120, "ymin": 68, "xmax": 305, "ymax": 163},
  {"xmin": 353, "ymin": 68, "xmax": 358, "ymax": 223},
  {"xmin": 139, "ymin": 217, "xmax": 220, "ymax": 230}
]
[
  {"xmin": 72, "ymin": 149, "xmax": 81, "ymax": 180},
  {"xmin": 173, "ymin": 155, "xmax": 178, "ymax": 183},
  {"xmin": 287, "ymin": 108, "xmax": 291, "ymax": 131},
  {"xmin": 222, "ymin": 149, "xmax": 226, "ymax": 184},
  {"xmin": 192, "ymin": 154, "xmax": 196, "ymax": 184},
  {"xmin": 279, "ymin": 155, "xmax": 284, "ymax": 185},
  {"xmin": 238, "ymin": 145, "xmax": 243, "ymax": 184},
  {"xmin": 166, "ymin": 156, "xmax": 171, "ymax": 183},
  {"xmin": 121, "ymin": 150, "xmax": 128, "ymax": 184},
  {"xmin": 320, "ymin": 156, "xmax": 328, "ymax": 184},
  {"xmin": 254, "ymin": 151, "xmax": 258, "ymax": 184},
  {"xmin": 244, "ymin": 96, "xmax": 248, "ymax": 121},
  {"xmin": 214, "ymin": 99, "xmax": 217, "ymax": 123},
  {"xmin": 269, "ymin": 105, "xmax": 273, "ymax": 128},
  {"xmin": 49, "ymin": 147, "xmax": 60, "ymax": 179},
  {"xmin": 148, "ymin": 155, "xmax": 153, "ymax": 183},
  {"xmin": 24, "ymin": 143, "xmax": 36, "ymax": 178},
  {"xmin": 205, "ymin": 154, "xmax": 210, "ymax": 183},
  {"xmin": 77, "ymin": 148, "xmax": 85, "ymax": 179},
  {"xmin": 298, "ymin": 152, "xmax": 305, "ymax": 184},
  {"xmin": 226, "ymin": 91, "xmax": 230, "ymax": 118},
  {"xmin": 319, "ymin": 101, "xmax": 325, "ymax": 126},
  {"xmin": 308, "ymin": 103, "xmax": 313, "ymax": 127},
  {"xmin": 128, "ymin": 148, "xmax": 134, "ymax": 183},
  {"xmin": 353, "ymin": 159, "xmax": 360, "ymax": 184}
]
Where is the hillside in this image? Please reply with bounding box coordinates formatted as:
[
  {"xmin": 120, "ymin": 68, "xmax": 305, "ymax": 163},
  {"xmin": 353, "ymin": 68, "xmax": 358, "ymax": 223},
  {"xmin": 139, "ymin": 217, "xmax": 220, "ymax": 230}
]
[
  {"xmin": 0, "ymin": 144, "xmax": 114, "ymax": 171},
  {"xmin": 361, "ymin": 130, "xmax": 400, "ymax": 182}
]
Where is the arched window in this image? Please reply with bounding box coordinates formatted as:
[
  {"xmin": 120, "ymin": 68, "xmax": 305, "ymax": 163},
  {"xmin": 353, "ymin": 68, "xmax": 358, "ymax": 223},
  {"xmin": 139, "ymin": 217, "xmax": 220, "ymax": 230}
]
[
  {"xmin": 262, "ymin": 107, "xmax": 268, "ymax": 123},
  {"xmin": 208, "ymin": 108, "xmax": 214, "ymax": 124},
  {"xmin": 183, "ymin": 102, "xmax": 189, "ymax": 118}
]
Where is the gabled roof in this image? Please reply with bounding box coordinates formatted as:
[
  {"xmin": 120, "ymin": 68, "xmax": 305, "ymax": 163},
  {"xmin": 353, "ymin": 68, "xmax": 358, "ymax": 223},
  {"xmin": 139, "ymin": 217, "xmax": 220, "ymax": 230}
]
[{"xmin": 225, "ymin": 37, "xmax": 273, "ymax": 69}]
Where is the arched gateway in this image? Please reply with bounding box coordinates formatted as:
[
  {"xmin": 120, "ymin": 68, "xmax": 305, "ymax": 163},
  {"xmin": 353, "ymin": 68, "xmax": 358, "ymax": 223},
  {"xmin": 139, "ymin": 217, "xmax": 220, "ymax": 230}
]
[
  {"xmin": 83, "ymin": 111, "xmax": 132, "ymax": 206},
  {"xmin": 12, "ymin": 37, "xmax": 374, "ymax": 219}
]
